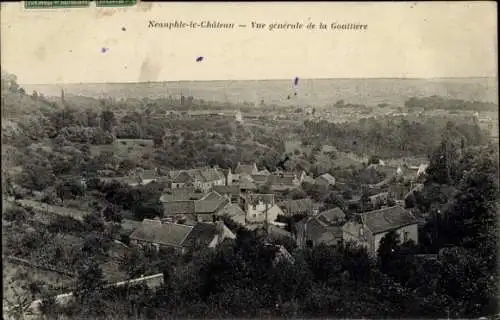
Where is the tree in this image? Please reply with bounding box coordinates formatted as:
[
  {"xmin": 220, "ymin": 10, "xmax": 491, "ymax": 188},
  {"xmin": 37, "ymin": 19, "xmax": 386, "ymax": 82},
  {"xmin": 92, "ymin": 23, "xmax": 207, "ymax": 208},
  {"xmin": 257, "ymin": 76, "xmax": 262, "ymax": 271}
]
[
  {"xmin": 101, "ymin": 110, "xmax": 116, "ymax": 133},
  {"xmin": 102, "ymin": 204, "xmax": 123, "ymax": 223},
  {"xmin": 55, "ymin": 179, "xmax": 84, "ymax": 204},
  {"xmin": 83, "ymin": 211, "xmax": 105, "ymax": 232},
  {"xmin": 19, "ymin": 159, "xmax": 56, "ymax": 192},
  {"xmin": 74, "ymin": 258, "xmax": 106, "ymax": 313},
  {"xmin": 377, "ymin": 230, "xmax": 401, "ymax": 274}
]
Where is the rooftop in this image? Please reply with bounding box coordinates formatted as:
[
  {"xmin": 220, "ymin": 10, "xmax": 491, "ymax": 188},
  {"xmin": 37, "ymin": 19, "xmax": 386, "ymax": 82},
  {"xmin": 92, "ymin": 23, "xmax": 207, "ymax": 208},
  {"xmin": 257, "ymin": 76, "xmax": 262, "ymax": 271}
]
[
  {"xmin": 129, "ymin": 219, "xmax": 193, "ymax": 247},
  {"xmin": 359, "ymin": 205, "xmax": 419, "ymax": 234}
]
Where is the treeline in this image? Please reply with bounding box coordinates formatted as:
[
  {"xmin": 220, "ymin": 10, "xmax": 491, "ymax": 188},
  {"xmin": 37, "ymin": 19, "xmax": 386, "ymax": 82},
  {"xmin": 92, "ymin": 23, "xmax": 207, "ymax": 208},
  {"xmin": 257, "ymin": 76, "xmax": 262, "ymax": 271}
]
[
  {"xmin": 302, "ymin": 117, "xmax": 487, "ymax": 158},
  {"xmin": 405, "ymin": 95, "xmax": 497, "ymax": 112}
]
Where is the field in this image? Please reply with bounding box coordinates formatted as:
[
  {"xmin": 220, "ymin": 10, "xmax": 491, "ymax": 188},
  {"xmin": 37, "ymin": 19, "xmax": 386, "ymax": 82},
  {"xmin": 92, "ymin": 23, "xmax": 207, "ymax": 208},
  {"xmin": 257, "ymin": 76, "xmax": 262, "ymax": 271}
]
[{"xmin": 23, "ymin": 77, "xmax": 498, "ymax": 108}]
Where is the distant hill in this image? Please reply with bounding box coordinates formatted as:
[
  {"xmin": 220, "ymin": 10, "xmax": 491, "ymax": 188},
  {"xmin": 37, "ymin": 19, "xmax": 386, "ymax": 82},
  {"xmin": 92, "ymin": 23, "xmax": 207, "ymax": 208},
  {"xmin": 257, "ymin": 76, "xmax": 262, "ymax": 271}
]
[{"xmin": 22, "ymin": 77, "xmax": 498, "ymax": 108}]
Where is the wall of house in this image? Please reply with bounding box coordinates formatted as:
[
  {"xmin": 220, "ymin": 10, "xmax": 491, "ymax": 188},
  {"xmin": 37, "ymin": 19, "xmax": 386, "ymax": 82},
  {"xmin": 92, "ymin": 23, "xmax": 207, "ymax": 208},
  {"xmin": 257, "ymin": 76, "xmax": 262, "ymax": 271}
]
[
  {"xmin": 171, "ymin": 182, "xmax": 187, "ymax": 189},
  {"xmin": 226, "ymin": 171, "xmax": 233, "ymax": 186},
  {"xmin": 373, "ymin": 224, "xmax": 419, "ymax": 254},
  {"xmin": 245, "ymin": 201, "xmax": 271, "ymax": 223},
  {"xmin": 342, "ymin": 221, "xmax": 370, "ymax": 250}
]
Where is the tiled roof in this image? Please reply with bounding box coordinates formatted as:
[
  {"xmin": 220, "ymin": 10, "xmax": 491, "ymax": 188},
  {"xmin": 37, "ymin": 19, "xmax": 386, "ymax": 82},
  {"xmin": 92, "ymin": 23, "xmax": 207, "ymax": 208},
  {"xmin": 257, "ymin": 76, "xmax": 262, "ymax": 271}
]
[
  {"xmin": 182, "ymin": 222, "xmax": 218, "ymax": 248},
  {"xmin": 361, "ymin": 206, "xmax": 419, "ymax": 234},
  {"xmin": 240, "ymin": 180, "xmax": 257, "ymax": 190},
  {"xmin": 268, "ymin": 174, "xmax": 296, "ymax": 186},
  {"xmin": 317, "ymin": 207, "xmax": 346, "ymax": 225},
  {"xmin": 194, "ymin": 198, "xmax": 228, "ymax": 214},
  {"xmin": 160, "ymin": 188, "xmax": 206, "ymax": 202},
  {"xmin": 172, "ymin": 171, "xmax": 194, "ymax": 183},
  {"xmin": 163, "ymin": 201, "xmax": 196, "ymax": 215},
  {"xmin": 271, "ymin": 184, "xmax": 298, "ymax": 192},
  {"xmin": 199, "ymin": 168, "xmax": 225, "ymax": 182},
  {"xmin": 213, "ymin": 185, "xmax": 241, "ymax": 195},
  {"xmin": 129, "ymin": 220, "xmax": 193, "ymax": 247},
  {"xmin": 202, "ymin": 191, "xmax": 224, "ymax": 201},
  {"xmin": 251, "ymin": 174, "xmax": 269, "ymax": 184},
  {"xmin": 299, "ymin": 216, "xmax": 343, "ymax": 244},
  {"xmin": 278, "ymin": 198, "xmax": 315, "ymax": 216},
  {"xmin": 218, "ymin": 203, "xmax": 245, "ymax": 217}
]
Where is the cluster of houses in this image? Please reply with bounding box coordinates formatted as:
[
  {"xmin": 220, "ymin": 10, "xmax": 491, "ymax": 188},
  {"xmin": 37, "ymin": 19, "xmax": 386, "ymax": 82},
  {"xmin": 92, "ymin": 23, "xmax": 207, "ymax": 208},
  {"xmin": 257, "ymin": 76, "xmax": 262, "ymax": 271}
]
[{"xmin": 97, "ymin": 162, "xmax": 424, "ymax": 257}]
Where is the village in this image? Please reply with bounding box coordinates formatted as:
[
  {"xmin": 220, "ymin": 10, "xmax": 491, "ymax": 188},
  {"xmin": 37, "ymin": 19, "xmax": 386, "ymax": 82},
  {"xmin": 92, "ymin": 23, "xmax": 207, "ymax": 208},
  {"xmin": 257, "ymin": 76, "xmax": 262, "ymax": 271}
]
[{"xmin": 3, "ymin": 153, "xmax": 433, "ymax": 314}]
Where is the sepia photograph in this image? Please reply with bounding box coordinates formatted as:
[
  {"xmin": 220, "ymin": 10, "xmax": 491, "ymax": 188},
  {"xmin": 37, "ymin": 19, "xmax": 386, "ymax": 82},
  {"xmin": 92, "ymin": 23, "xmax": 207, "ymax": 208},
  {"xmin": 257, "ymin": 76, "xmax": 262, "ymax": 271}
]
[{"xmin": 1, "ymin": 1, "xmax": 499, "ymax": 319}]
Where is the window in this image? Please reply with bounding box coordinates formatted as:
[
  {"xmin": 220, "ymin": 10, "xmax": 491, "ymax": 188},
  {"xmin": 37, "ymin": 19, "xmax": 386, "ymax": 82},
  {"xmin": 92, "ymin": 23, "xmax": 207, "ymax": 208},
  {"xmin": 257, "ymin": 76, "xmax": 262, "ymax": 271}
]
[
  {"xmin": 359, "ymin": 227, "xmax": 364, "ymax": 237},
  {"xmin": 403, "ymin": 231, "xmax": 409, "ymax": 242}
]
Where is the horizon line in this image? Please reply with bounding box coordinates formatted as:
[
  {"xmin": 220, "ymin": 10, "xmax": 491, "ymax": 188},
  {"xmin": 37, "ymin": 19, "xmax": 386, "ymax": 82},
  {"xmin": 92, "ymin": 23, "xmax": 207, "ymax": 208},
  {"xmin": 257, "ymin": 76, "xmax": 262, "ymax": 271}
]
[{"xmin": 20, "ymin": 75, "xmax": 498, "ymax": 86}]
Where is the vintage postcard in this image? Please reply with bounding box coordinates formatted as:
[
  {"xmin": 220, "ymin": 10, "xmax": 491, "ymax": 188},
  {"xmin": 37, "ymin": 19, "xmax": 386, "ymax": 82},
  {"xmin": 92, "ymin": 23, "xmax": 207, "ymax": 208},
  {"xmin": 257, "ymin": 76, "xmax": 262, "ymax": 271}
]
[{"xmin": 1, "ymin": 1, "xmax": 498, "ymax": 319}]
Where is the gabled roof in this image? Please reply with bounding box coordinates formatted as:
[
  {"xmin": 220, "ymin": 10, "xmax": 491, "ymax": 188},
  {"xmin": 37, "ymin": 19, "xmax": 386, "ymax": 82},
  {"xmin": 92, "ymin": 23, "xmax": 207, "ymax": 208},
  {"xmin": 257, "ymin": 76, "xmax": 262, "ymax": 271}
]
[
  {"xmin": 129, "ymin": 219, "xmax": 193, "ymax": 247},
  {"xmin": 213, "ymin": 185, "xmax": 241, "ymax": 195},
  {"xmin": 317, "ymin": 207, "xmax": 346, "ymax": 225},
  {"xmin": 218, "ymin": 203, "xmax": 245, "ymax": 217},
  {"xmin": 163, "ymin": 201, "xmax": 196, "ymax": 215},
  {"xmin": 360, "ymin": 206, "xmax": 419, "ymax": 234},
  {"xmin": 251, "ymin": 174, "xmax": 269, "ymax": 184},
  {"xmin": 199, "ymin": 168, "xmax": 225, "ymax": 182},
  {"xmin": 160, "ymin": 188, "xmax": 206, "ymax": 202},
  {"xmin": 299, "ymin": 217, "xmax": 342, "ymax": 244},
  {"xmin": 268, "ymin": 173, "xmax": 297, "ymax": 186},
  {"xmin": 278, "ymin": 198, "xmax": 314, "ymax": 216},
  {"xmin": 172, "ymin": 171, "xmax": 194, "ymax": 183},
  {"xmin": 182, "ymin": 222, "xmax": 219, "ymax": 248},
  {"xmin": 194, "ymin": 198, "xmax": 228, "ymax": 214}
]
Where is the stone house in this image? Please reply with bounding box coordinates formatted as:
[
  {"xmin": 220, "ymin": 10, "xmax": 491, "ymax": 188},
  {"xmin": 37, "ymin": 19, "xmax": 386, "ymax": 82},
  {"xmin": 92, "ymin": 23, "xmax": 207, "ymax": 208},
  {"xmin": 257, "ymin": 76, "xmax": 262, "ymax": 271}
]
[
  {"xmin": 342, "ymin": 205, "xmax": 419, "ymax": 255},
  {"xmin": 295, "ymin": 207, "xmax": 346, "ymax": 248},
  {"xmin": 129, "ymin": 219, "xmax": 236, "ymax": 254}
]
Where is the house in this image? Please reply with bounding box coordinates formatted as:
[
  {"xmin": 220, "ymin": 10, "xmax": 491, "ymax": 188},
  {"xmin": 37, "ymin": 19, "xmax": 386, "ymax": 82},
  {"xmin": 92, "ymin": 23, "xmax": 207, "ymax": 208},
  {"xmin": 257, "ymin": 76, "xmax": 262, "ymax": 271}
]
[
  {"xmin": 239, "ymin": 175, "xmax": 258, "ymax": 192},
  {"xmin": 267, "ymin": 172, "xmax": 301, "ymax": 192},
  {"xmin": 295, "ymin": 207, "xmax": 346, "ymax": 248},
  {"xmin": 368, "ymin": 192, "xmax": 389, "ymax": 207},
  {"xmin": 160, "ymin": 190, "xmax": 230, "ymax": 222},
  {"xmin": 213, "ymin": 185, "xmax": 241, "ymax": 204},
  {"xmin": 159, "ymin": 187, "xmax": 207, "ymax": 202},
  {"xmin": 342, "ymin": 206, "xmax": 419, "ymax": 255},
  {"xmin": 242, "ymin": 193, "xmax": 284, "ymax": 224},
  {"xmin": 277, "ymin": 198, "xmax": 319, "ymax": 217},
  {"xmin": 99, "ymin": 168, "xmax": 161, "ymax": 187},
  {"xmin": 129, "ymin": 219, "xmax": 235, "ymax": 254},
  {"xmin": 168, "ymin": 167, "xmax": 226, "ymax": 192},
  {"xmin": 314, "ymin": 173, "xmax": 336, "ymax": 187}
]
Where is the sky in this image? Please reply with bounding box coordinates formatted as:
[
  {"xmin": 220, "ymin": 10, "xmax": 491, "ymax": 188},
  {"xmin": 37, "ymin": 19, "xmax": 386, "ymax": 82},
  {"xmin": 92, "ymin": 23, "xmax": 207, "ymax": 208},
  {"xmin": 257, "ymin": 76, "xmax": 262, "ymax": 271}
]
[{"xmin": 0, "ymin": 1, "xmax": 497, "ymax": 84}]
